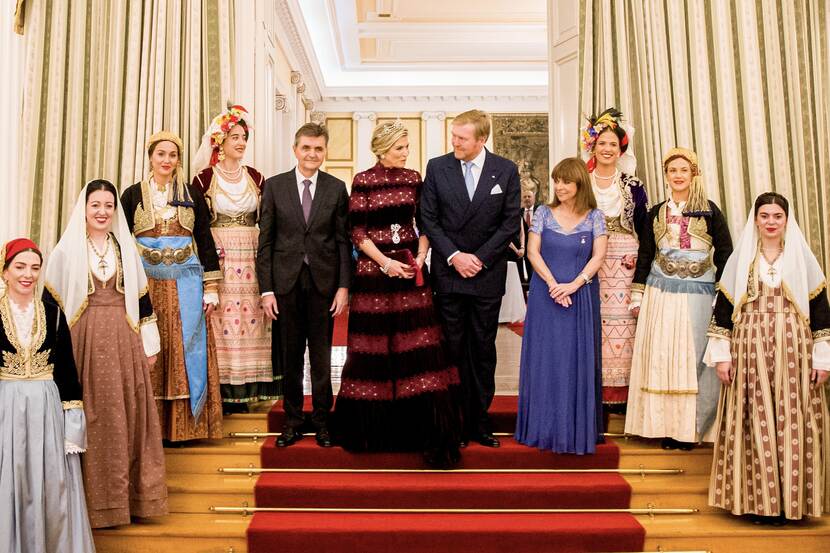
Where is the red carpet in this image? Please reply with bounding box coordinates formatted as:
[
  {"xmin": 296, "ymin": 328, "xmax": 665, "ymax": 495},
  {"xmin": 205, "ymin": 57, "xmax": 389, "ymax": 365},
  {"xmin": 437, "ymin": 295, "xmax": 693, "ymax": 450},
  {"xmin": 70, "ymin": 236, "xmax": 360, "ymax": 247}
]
[
  {"xmin": 260, "ymin": 436, "xmax": 620, "ymax": 470},
  {"xmin": 248, "ymin": 512, "xmax": 643, "ymax": 553},
  {"xmin": 268, "ymin": 394, "xmax": 521, "ymax": 434},
  {"xmin": 254, "ymin": 471, "xmax": 631, "ymax": 509},
  {"xmin": 332, "ymin": 308, "xmax": 348, "ymax": 346},
  {"xmin": 507, "ymin": 321, "xmax": 524, "ymax": 336},
  {"xmin": 250, "ymin": 396, "xmax": 644, "ymax": 552}
]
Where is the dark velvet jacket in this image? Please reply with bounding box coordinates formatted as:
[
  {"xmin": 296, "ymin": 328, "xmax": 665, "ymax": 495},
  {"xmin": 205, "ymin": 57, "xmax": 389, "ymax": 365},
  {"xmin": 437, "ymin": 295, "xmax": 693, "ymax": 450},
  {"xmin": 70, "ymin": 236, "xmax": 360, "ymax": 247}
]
[
  {"xmin": 633, "ymin": 199, "xmax": 733, "ymax": 287},
  {"xmin": 0, "ymin": 297, "xmax": 82, "ymax": 405},
  {"xmin": 191, "ymin": 165, "xmax": 265, "ymax": 221},
  {"xmin": 617, "ymin": 172, "xmax": 650, "ymax": 238},
  {"xmin": 120, "ymin": 181, "xmax": 221, "ymax": 280}
]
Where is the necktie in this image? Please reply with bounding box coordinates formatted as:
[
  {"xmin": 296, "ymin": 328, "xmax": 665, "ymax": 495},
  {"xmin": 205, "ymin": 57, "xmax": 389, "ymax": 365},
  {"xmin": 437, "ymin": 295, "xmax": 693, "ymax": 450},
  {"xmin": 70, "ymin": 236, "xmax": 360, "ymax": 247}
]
[
  {"xmin": 464, "ymin": 161, "xmax": 476, "ymax": 200},
  {"xmin": 302, "ymin": 179, "xmax": 312, "ymax": 223},
  {"xmin": 524, "ymin": 208, "xmax": 532, "ymax": 228}
]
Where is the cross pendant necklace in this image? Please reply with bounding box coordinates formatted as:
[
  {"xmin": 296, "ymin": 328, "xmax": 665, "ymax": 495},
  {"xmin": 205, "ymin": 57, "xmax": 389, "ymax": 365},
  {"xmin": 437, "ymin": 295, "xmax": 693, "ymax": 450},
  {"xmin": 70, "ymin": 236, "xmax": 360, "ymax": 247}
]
[{"xmin": 88, "ymin": 235, "xmax": 111, "ymax": 286}]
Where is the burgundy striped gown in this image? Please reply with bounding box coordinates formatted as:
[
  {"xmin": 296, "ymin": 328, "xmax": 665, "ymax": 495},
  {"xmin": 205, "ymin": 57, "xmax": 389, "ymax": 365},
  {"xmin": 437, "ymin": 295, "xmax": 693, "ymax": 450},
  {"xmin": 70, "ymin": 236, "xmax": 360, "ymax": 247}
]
[{"xmin": 334, "ymin": 163, "xmax": 461, "ymax": 465}]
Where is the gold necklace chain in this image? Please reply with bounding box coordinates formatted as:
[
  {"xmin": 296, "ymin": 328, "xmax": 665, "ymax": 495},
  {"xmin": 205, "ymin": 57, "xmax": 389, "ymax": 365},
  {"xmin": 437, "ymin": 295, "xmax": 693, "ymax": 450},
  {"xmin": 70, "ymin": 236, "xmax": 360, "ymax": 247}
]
[{"xmin": 87, "ymin": 234, "xmax": 111, "ymax": 277}]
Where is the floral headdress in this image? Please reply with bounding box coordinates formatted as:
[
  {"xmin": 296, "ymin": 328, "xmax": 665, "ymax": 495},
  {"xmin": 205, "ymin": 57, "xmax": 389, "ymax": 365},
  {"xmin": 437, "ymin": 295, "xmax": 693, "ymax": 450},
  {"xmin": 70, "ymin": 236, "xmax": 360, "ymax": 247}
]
[
  {"xmin": 580, "ymin": 107, "xmax": 635, "ymax": 174},
  {"xmin": 192, "ymin": 103, "xmax": 252, "ymax": 173}
]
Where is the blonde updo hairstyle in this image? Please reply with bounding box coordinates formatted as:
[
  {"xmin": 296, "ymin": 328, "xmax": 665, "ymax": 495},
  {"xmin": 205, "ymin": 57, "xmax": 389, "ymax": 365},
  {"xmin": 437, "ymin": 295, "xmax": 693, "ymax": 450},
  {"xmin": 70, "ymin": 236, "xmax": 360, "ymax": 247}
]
[{"xmin": 371, "ymin": 120, "xmax": 408, "ymax": 160}]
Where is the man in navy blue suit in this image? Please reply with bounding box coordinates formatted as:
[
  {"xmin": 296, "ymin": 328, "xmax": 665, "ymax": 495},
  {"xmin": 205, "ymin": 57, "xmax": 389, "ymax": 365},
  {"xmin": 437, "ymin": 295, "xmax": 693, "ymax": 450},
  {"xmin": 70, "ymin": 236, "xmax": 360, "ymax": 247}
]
[{"xmin": 420, "ymin": 109, "xmax": 521, "ymax": 447}]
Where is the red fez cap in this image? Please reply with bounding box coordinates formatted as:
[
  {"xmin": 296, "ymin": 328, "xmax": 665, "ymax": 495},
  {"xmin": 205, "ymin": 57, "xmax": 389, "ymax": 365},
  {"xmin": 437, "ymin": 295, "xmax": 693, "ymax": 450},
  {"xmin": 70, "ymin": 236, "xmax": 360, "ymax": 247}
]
[{"xmin": 2, "ymin": 238, "xmax": 42, "ymax": 266}]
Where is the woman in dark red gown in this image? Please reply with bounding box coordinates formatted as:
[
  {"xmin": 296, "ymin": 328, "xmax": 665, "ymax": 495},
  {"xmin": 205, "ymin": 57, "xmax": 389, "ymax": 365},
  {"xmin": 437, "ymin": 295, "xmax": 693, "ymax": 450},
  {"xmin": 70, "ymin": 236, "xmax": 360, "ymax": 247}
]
[{"xmin": 335, "ymin": 120, "xmax": 461, "ymax": 466}]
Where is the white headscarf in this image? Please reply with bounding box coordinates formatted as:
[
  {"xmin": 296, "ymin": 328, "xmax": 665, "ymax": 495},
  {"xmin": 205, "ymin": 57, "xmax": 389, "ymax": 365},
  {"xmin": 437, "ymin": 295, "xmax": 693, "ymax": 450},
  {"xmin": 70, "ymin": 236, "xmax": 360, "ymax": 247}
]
[
  {"xmin": 717, "ymin": 195, "xmax": 826, "ymax": 323},
  {"xmin": 44, "ymin": 181, "xmax": 151, "ymax": 334}
]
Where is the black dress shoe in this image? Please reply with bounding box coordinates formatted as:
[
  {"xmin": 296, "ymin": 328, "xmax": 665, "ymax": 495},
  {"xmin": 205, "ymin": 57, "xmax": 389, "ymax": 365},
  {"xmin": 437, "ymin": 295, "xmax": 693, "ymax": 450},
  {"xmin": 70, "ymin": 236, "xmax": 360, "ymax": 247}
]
[
  {"xmin": 474, "ymin": 433, "xmax": 500, "ymax": 448},
  {"xmin": 660, "ymin": 438, "xmax": 677, "ymax": 450},
  {"xmin": 276, "ymin": 428, "xmax": 303, "ymax": 447},
  {"xmin": 315, "ymin": 428, "xmax": 333, "ymax": 448}
]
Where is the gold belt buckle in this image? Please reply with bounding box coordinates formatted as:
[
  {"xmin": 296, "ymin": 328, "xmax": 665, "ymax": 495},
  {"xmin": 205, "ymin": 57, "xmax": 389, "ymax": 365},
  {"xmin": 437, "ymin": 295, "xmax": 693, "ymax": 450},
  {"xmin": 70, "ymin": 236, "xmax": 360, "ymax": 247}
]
[
  {"xmin": 145, "ymin": 248, "xmax": 163, "ymax": 265},
  {"xmin": 658, "ymin": 254, "xmax": 708, "ymax": 278},
  {"xmin": 143, "ymin": 245, "xmax": 190, "ymax": 265}
]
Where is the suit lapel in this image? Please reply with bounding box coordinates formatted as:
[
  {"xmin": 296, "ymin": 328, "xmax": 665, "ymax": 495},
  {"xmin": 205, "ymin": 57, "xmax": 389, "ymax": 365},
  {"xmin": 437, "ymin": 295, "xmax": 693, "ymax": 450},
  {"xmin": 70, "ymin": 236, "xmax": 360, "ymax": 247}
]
[
  {"xmin": 286, "ymin": 172, "xmax": 307, "ymax": 229},
  {"xmin": 443, "ymin": 158, "xmax": 472, "ymax": 208},
  {"xmin": 461, "ymin": 149, "xmax": 503, "ymax": 224}
]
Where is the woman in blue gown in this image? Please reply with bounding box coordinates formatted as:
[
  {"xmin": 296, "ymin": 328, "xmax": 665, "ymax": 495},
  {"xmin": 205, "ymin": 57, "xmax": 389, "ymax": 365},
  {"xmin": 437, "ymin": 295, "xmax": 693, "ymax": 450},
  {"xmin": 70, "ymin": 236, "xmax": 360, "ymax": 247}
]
[{"xmin": 516, "ymin": 157, "xmax": 608, "ymax": 454}]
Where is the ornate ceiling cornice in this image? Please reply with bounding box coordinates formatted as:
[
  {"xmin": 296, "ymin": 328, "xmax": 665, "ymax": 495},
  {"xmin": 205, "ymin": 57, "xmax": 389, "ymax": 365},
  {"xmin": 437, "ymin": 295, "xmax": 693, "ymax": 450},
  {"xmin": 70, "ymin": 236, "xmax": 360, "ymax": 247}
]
[
  {"xmin": 316, "ymin": 95, "xmax": 548, "ymax": 114},
  {"xmin": 275, "ymin": 1, "xmax": 322, "ymax": 100}
]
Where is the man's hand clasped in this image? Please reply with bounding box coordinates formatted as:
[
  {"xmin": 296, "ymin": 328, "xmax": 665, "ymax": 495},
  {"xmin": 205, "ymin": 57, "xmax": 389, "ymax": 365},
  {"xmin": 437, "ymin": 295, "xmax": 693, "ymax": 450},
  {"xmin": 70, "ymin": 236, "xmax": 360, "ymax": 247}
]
[{"xmin": 451, "ymin": 252, "xmax": 483, "ymax": 278}]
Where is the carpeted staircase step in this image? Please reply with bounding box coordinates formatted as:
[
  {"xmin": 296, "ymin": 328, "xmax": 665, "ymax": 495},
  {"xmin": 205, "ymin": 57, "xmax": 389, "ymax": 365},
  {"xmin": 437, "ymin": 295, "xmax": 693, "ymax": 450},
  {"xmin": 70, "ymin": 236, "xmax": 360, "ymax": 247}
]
[
  {"xmin": 267, "ymin": 395, "xmax": 524, "ymax": 434},
  {"xmin": 254, "ymin": 471, "xmax": 631, "ymax": 509},
  {"xmin": 260, "ymin": 436, "xmax": 620, "ymax": 469},
  {"xmin": 247, "ymin": 511, "xmax": 645, "ymax": 553}
]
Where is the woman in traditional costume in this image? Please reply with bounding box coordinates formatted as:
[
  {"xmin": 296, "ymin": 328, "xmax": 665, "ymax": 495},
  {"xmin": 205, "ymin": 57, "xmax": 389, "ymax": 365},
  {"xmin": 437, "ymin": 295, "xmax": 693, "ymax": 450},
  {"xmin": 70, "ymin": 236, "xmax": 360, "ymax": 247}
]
[
  {"xmin": 624, "ymin": 147, "xmax": 733, "ymax": 449},
  {"xmin": 580, "ymin": 108, "xmax": 649, "ymax": 409},
  {"xmin": 334, "ymin": 120, "xmax": 461, "ymax": 467},
  {"xmin": 705, "ymin": 192, "xmax": 830, "ymax": 522},
  {"xmin": 192, "ymin": 105, "xmax": 278, "ymax": 413},
  {"xmin": 121, "ymin": 131, "xmax": 224, "ymax": 441},
  {"xmin": 515, "ymin": 158, "xmax": 608, "ymax": 454},
  {"xmin": 0, "ymin": 239, "xmax": 95, "ymax": 552},
  {"xmin": 44, "ymin": 180, "xmax": 168, "ymax": 527}
]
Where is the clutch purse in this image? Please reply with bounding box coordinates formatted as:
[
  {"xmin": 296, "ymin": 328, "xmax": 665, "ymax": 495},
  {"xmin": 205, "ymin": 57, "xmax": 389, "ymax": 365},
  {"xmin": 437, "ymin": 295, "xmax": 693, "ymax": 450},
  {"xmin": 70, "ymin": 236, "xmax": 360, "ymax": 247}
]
[{"xmin": 387, "ymin": 249, "xmax": 424, "ymax": 287}]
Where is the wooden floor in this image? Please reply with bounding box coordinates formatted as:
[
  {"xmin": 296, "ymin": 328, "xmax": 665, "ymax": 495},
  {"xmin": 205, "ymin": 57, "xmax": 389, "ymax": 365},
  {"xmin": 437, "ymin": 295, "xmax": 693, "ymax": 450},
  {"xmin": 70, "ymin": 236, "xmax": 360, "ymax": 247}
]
[{"xmin": 92, "ymin": 326, "xmax": 830, "ymax": 552}]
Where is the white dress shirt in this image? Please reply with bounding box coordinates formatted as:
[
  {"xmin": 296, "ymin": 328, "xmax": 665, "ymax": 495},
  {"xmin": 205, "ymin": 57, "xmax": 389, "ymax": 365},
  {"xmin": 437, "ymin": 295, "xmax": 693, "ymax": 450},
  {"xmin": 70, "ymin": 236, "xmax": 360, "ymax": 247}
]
[
  {"xmin": 448, "ymin": 148, "xmax": 488, "ymax": 265},
  {"xmin": 296, "ymin": 167, "xmax": 318, "ymax": 200}
]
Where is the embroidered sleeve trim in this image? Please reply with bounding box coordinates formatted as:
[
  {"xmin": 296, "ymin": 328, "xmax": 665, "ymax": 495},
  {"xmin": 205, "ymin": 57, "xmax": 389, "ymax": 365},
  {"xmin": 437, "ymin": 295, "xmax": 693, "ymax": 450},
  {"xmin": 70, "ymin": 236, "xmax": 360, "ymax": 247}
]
[
  {"xmin": 62, "ymin": 400, "xmax": 84, "ymax": 410},
  {"xmin": 715, "ymin": 283, "xmax": 735, "ymax": 304},
  {"xmin": 707, "ymin": 322, "xmax": 732, "ymax": 338},
  {"xmin": 139, "ymin": 313, "xmax": 158, "ymax": 326},
  {"xmin": 203, "ymin": 270, "xmax": 222, "ymax": 282},
  {"xmin": 813, "ymin": 329, "xmax": 830, "ymax": 342}
]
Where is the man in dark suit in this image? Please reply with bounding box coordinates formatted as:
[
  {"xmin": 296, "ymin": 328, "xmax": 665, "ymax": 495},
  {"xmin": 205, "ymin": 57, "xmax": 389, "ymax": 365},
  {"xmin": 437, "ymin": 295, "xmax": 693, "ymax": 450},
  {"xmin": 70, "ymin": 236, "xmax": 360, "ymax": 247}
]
[
  {"xmin": 420, "ymin": 109, "xmax": 520, "ymax": 447},
  {"xmin": 256, "ymin": 123, "xmax": 351, "ymax": 448},
  {"xmin": 518, "ymin": 187, "xmax": 537, "ymax": 291}
]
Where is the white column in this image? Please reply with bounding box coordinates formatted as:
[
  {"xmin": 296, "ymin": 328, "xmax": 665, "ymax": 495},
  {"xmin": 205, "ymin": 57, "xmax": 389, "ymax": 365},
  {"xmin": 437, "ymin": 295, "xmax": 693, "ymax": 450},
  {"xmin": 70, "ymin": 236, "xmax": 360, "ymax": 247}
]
[
  {"xmin": 421, "ymin": 111, "xmax": 446, "ymax": 162},
  {"xmin": 547, "ymin": 0, "xmax": 580, "ymax": 171},
  {"xmin": 353, "ymin": 112, "xmax": 377, "ymax": 172}
]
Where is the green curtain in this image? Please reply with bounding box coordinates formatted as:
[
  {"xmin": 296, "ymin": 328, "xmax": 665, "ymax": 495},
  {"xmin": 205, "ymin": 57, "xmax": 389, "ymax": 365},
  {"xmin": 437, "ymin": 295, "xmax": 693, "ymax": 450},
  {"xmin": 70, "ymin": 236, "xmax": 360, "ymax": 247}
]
[
  {"xmin": 20, "ymin": 0, "xmax": 235, "ymax": 250},
  {"xmin": 579, "ymin": 0, "xmax": 830, "ymax": 274}
]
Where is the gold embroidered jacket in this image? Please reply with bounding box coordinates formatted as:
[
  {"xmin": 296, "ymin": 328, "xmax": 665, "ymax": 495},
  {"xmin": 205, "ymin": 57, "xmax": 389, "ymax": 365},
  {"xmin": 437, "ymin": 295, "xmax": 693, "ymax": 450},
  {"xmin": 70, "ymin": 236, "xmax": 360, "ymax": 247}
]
[
  {"xmin": 120, "ymin": 181, "xmax": 221, "ymax": 281},
  {"xmin": 0, "ymin": 297, "xmax": 83, "ymax": 408}
]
